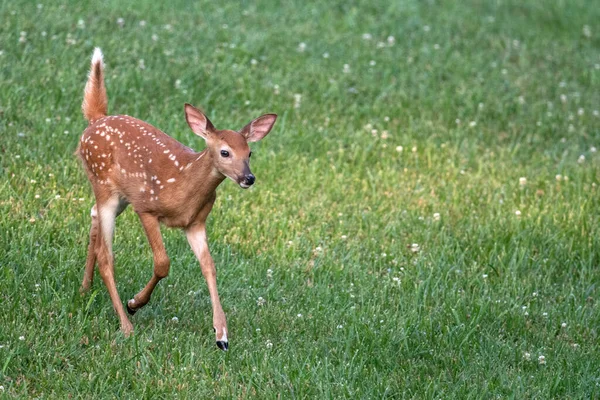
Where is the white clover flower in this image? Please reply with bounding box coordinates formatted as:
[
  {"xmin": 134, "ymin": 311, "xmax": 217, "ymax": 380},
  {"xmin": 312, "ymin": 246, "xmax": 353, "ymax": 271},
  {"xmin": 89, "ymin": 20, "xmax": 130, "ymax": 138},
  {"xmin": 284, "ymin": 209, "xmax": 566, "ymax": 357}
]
[
  {"xmin": 293, "ymin": 93, "xmax": 302, "ymax": 109},
  {"xmin": 482, "ymin": 274, "xmax": 488, "ymax": 279},
  {"xmin": 423, "ymin": 25, "xmax": 431, "ymax": 32},
  {"xmin": 519, "ymin": 177, "xmax": 527, "ymax": 186},
  {"xmin": 341, "ymin": 235, "xmax": 347, "ymax": 240},
  {"xmin": 116, "ymin": 17, "xmax": 125, "ymax": 28},
  {"xmin": 77, "ymin": 19, "xmax": 85, "ymax": 29},
  {"xmin": 411, "ymin": 243, "xmax": 420, "ymax": 253},
  {"xmin": 578, "ymin": 154, "xmax": 585, "ymax": 164},
  {"xmin": 411, "ymin": 146, "xmax": 417, "ymax": 153},
  {"xmin": 138, "ymin": 59, "xmax": 145, "ymax": 70},
  {"xmin": 266, "ymin": 269, "xmax": 273, "ymax": 278},
  {"xmin": 369, "ymin": 60, "xmax": 376, "ymax": 66},
  {"xmin": 583, "ymin": 25, "xmax": 592, "ymax": 38},
  {"xmin": 578, "ymin": 108, "xmax": 584, "ymax": 116},
  {"xmin": 387, "ymin": 35, "xmax": 395, "ymax": 45},
  {"xmin": 322, "ymin": 52, "xmax": 329, "ymax": 59},
  {"xmin": 19, "ymin": 336, "xmax": 25, "ymax": 341},
  {"xmin": 297, "ymin": 313, "xmax": 302, "ymax": 318},
  {"xmin": 343, "ymin": 64, "xmax": 351, "ymax": 73},
  {"xmin": 560, "ymin": 94, "xmax": 567, "ymax": 103},
  {"xmin": 515, "ymin": 210, "xmax": 521, "ymax": 217},
  {"xmin": 433, "ymin": 213, "xmax": 440, "ymax": 221},
  {"xmin": 151, "ymin": 34, "xmax": 158, "ymax": 41},
  {"xmin": 555, "ymin": 174, "xmax": 562, "ymax": 181},
  {"xmin": 297, "ymin": 42, "xmax": 306, "ymax": 52},
  {"xmin": 469, "ymin": 121, "xmax": 477, "ymax": 127},
  {"xmin": 523, "ymin": 352, "xmax": 531, "ymax": 361},
  {"xmin": 538, "ymin": 355, "xmax": 546, "ymax": 365},
  {"xmin": 591, "ymin": 146, "xmax": 597, "ymax": 153},
  {"xmin": 395, "ymin": 145, "xmax": 403, "ymax": 153},
  {"xmin": 337, "ymin": 324, "xmax": 343, "ymax": 329},
  {"xmin": 257, "ymin": 297, "xmax": 266, "ymax": 306},
  {"xmin": 561, "ymin": 322, "xmax": 567, "ymax": 328},
  {"xmin": 266, "ymin": 340, "xmax": 273, "ymax": 349},
  {"xmin": 171, "ymin": 316, "xmax": 179, "ymax": 322},
  {"xmin": 362, "ymin": 33, "xmax": 372, "ymax": 40},
  {"xmin": 250, "ymin": 58, "xmax": 257, "ymax": 65},
  {"xmin": 139, "ymin": 20, "xmax": 147, "ymax": 27}
]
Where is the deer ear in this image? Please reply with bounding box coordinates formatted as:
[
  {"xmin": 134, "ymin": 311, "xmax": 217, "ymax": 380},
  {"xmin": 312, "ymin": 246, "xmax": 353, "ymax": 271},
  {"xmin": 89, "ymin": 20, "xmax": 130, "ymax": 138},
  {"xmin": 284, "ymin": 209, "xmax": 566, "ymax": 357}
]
[
  {"xmin": 185, "ymin": 103, "xmax": 215, "ymax": 140},
  {"xmin": 240, "ymin": 114, "xmax": 277, "ymax": 142}
]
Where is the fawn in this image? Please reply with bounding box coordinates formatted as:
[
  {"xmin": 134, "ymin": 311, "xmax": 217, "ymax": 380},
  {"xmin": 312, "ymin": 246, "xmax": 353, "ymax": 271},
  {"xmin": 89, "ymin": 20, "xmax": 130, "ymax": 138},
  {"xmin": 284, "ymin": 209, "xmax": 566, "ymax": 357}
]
[{"xmin": 77, "ymin": 48, "xmax": 277, "ymax": 350}]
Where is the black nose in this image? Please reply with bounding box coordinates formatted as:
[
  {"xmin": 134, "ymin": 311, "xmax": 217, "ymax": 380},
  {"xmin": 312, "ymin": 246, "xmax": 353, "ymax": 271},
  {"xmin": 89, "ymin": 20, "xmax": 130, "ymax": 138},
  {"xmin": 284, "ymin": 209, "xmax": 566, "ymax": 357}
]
[{"xmin": 244, "ymin": 174, "xmax": 255, "ymax": 186}]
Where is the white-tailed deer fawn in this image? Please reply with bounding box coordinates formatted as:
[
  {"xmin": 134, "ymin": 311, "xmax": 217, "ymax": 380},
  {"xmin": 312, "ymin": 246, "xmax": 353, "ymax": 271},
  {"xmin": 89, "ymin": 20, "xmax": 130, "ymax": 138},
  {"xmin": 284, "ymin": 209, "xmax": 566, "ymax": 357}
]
[{"xmin": 77, "ymin": 48, "xmax": 276, "ymax": 350}]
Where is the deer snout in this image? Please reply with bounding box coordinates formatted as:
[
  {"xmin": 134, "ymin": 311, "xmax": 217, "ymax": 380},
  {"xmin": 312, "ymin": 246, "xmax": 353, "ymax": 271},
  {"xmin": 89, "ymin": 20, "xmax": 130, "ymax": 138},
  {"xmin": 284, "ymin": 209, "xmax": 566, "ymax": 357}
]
[{"xmin": 240, "ymin": 174, "xmax": 255, "ymax": 189}]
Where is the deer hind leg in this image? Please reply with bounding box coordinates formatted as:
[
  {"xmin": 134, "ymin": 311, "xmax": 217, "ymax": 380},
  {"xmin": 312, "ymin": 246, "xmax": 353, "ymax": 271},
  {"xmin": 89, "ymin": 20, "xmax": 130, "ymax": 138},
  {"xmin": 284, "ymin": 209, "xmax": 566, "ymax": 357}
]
[
  {"xmin": 95, "ymin": 195, "xmax": 133, "ymax": 336},
  {"xmin": 126, "ymin": 213, "xmax": 170, "ymax": 315},
  {"xmin": 80, "ymin": 204, "xmax": 99, "ymax": 294}
]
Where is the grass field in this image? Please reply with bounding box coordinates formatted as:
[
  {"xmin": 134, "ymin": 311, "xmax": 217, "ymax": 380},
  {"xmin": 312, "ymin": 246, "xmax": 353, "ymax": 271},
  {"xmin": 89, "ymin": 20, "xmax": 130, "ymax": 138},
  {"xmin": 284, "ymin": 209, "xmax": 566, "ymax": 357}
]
[{"xmin": 1, "ymin": 0, "xmax": 600, "ymax": 398}]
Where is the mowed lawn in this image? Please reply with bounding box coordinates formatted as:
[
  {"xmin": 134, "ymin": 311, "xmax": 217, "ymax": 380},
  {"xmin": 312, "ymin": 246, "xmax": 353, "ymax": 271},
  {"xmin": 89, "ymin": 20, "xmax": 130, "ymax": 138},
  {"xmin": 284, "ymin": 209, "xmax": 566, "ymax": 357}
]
[{"xmin": 1, "ymin": 0, "xmax": 599, "ymax": 397}]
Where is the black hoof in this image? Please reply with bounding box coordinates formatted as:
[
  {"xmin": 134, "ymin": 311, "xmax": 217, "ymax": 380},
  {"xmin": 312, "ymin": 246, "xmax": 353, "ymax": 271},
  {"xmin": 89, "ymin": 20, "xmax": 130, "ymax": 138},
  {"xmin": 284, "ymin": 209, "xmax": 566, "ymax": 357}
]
[
  {"xmin": 126, "ymin": 303, "xmax": 137, "ymax": 315},
  {"xmin": 216, "ymin": 341, "xmax": 229, "ymax": 351}
]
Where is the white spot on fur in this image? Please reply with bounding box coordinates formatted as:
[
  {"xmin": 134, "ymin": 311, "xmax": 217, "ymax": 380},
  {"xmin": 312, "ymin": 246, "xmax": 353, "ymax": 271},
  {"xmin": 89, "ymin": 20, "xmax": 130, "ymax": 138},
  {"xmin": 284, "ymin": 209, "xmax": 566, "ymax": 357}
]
[{"xmin": 167, "ymin": 178, "xmax": 175, "ymax": 183}]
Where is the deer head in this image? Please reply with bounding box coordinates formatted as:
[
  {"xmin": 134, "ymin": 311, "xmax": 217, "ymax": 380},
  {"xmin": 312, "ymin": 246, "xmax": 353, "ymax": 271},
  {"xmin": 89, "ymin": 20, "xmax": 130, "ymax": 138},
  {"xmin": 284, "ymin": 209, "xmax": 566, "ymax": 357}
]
[{"xmin": 184, "ymin": 104, "xmax": 277, "ymax": 189}]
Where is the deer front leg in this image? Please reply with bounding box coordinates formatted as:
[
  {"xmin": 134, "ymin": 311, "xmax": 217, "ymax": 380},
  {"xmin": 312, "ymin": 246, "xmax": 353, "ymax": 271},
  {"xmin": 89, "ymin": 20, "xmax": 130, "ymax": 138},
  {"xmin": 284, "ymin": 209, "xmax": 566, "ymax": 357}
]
[
  {"xmin": 127, "ymin": 213, "xmax": 170, "ymax": 314},
  {"xmin": 186, "ymin": 224, "xmax": 228, "ymax": 351}
]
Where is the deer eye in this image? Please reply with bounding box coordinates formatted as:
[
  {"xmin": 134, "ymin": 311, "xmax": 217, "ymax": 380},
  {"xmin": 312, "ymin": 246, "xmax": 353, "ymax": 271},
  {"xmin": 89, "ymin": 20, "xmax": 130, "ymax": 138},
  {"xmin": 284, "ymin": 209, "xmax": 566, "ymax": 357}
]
[{"xmin": 220, "ymin": 150, "xmax": 230, "ymax": 158}]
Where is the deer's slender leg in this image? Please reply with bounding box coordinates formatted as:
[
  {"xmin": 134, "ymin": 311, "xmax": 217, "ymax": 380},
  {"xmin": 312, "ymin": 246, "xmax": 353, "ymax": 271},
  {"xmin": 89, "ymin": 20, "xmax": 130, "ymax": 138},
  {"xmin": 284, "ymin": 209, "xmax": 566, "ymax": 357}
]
[
  {"xmin": 95, "ymin": 195, "xmax": 133, "ymax": 336},
  {"xmin": 186, "ymin": 223, "xmax": 228, "ymax": 350},
  {"xmin": 127, "ymin": 213, "xmax": 170, "ymax": 314},
  {"xmin": 80, "ymin": 204, "xmax": 99, "ymax": 293}
]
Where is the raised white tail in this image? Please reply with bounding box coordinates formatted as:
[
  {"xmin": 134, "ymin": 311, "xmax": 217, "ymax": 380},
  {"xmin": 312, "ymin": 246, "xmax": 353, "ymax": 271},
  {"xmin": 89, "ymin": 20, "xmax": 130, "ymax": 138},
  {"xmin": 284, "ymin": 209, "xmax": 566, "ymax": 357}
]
[{"xmin": 82, "ymin": 47, "xmax": 107, "ymax": 123}]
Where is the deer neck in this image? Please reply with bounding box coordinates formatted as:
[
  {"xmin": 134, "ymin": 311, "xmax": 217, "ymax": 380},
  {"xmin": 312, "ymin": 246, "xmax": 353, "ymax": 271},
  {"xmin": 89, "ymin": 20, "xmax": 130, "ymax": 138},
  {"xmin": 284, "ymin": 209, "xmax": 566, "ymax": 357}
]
[{"xmin": 184, "ymin": 149, "xmax": 226, "ymax": 197}]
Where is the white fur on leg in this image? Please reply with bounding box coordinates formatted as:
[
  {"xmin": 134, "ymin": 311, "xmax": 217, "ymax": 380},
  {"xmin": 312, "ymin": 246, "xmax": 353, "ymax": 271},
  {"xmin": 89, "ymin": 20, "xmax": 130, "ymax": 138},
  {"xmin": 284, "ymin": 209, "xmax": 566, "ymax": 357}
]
[
  {"xmin": 99, "ymin": 196, "xmax": 119, "ymax": 255},
  {"xmin": 218, "ymin": 327, "xmax": 228, "ymax": 342}
]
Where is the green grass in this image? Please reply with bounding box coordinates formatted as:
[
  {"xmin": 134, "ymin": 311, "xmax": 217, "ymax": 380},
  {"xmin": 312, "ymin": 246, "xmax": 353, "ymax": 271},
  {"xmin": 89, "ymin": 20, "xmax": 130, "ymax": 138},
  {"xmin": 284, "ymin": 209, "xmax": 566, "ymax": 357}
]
[{"xmin": 1, "ymin": 0, "xmax": 600, "ymax": 397}]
